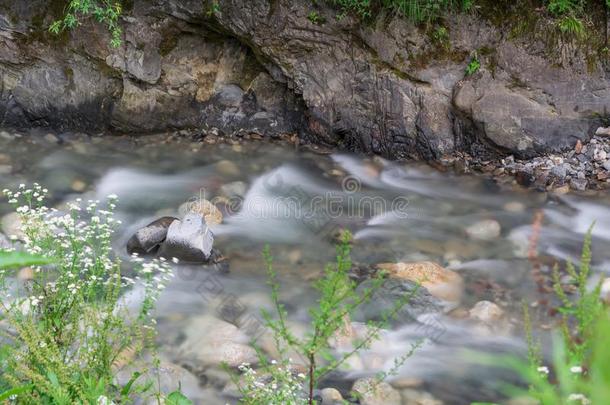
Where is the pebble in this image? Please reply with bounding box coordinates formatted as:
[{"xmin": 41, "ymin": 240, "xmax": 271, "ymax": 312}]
[
  {"xmin": 465, "ymin": 219, "xmax": 501, "ymax": 240},
  {"xmin": 469, "ymin": 300, "xmax": 504, "ymax": 323},
  {"xmin": 503, "ymin": 201, "xmax": 525, "ymax": 212}
]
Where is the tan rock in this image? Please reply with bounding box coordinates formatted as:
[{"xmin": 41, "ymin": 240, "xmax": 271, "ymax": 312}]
[
  {"xmin": 469, "ymin": 300, "xmax": 504, "ymax": 323},
  {"xmin": 353, "ymin": 379, "xmax": 401, "ymax": 405},
  {"xmin": 320, "ymin": 388, "xmax": 344, "ymax": 405},
  {"xmin": 180, "ymin": 199, "xmax": 223, "ymax": 225},
  {"xmin": 377, "ymin": 261, "xmax": 463, "ymax": 302}
]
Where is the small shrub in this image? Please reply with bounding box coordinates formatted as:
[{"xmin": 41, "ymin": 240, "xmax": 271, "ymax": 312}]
[
  {"xmin": 0, "ymin": 184, "xmax": 176, "ymax": 403},
  {"xmin": 465, "ymin": 52, "xmax": 481, "ymax": 75},
  {"xmin": 512, "ymin": 227, "xmax": 607, "ymax": 405},
  {"xmin": 229, "ymin": 231, "xmax": 420, "ymax": 404},
  {"xmin": 49, "ymin": 0, "xmax": 123, "ymax": 47}
]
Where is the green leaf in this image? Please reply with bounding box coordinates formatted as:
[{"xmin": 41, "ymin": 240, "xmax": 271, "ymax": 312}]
[
  {"xmin": 0, "ymin": 250, "xmax": 54, "ymax": 270},
  {"xmin": 166, "ymin": 390, "xmax": 193, "ymax": 405},
  {"xmin": 0, "ymin": 385, "xmax": 33, "ymax": 401},
  {"xmin": 120, "ymin": 371, "xmax": 142, "ymax": 396}
]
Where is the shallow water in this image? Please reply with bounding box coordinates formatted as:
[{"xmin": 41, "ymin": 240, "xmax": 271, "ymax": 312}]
[{"xmin": 1, "ymin": 131, "xmax": 610, "ymax": 404}]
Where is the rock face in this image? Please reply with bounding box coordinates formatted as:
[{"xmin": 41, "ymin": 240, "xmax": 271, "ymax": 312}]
[{"xmin": 0, "ymin": 0, "xmax": 608, "ymax": 160}]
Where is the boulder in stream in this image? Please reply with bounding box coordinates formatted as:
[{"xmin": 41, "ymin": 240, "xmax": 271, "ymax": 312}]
[
  {"xmin": 126, "ymin": 216, "xmax": 177, "ymax": 256},
  {"xmin": 157, "ymin": 213, "xmax": 215, "ymax": 263}
]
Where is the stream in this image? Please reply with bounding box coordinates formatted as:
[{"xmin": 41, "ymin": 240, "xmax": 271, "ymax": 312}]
[{"xmin": 1, "ymin": 130, "xmax": 610, "ymax": 404}]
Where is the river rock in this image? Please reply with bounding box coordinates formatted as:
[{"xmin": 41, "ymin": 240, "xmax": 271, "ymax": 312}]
[
  {"xmin": 0, "ymin": 232, "xmax": 10, "ymax": 250},
  {"xmin": 570, "ymin": 177, "xmax": 588, "ymax": 191},
  {"xmin": 179, "ymin": 199, "xmax": 223, "ymax": 225},
  {"xmin": 1, "ymin": 212, "xmax": 24, "ymax": 240},
  {"xmin": 320, "ymin": 387, "xmax": 344, "ymax": 405},
  {"xmin": 157, "ymin": 213, "xmax": 215, "ymax": 263},
  {"xmin": 179, "ymin": 315, "xmax": 258, "ymax": 368},
  {"xmin": 126, "ymin": 216, "xmax": 177, "ymax": 256},
  {"xmin": 400, "ymin": 388, "xmax": 444, "ymax": 405},
  {"xmin": 465, "ymin": 219, "xmax": 501, "ymax": 240},
  {"xmin": 377, "ymin": 261, "xmax": 463, "ymax": 302},
  {"xmin": 352, "ymin": 378, "xmax": 401, "ymax": 405},
  {"xmin": 596, "ymin": 127, "xmax": 610, "ymax": 136},
  {"xmin": 469, "ymin": 300, "xmax": 504, "ymax": 324},
  {"xmin": 355, "ymin": 278, "xmax": 444, "ymax": 326}
]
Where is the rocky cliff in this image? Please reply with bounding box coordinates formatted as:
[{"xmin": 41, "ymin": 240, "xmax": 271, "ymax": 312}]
[{"xmin": 0, "ymin": 0, "xmax": 609, "ymax": 161}]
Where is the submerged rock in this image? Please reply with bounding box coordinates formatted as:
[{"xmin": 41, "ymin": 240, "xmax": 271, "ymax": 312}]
[
  {"xmin": 126, "ymin": 216, "xmax": 177, "ymax": 256},
  {"xmin": 355, "ymin": 278, "xmax": 443, "ymax": 326},
  {"xmin": 400, "ymin": 388, "xmax": 444, "ymax": 405},
  {"xmin": 376, "ymin": 261, "xmax": 463, "ymax": 302},
  {"xmin": 465, "ymin": 219, "xmax": 501, "ymax": 241},
  {"xmin": 157, "ymin": 213, "xmax": 215, "ymax": 263},
  {"xmin": 178, "ymin": 315, "xmax": 258, "ymax": 368}
]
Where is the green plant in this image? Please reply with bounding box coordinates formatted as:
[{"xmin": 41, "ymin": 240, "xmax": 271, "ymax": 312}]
[
  {"xmin": 49, "ymin": 0, "xmax": 123, "ymax": 47},
  {"xmin": 507, "ymin": 227, "xmax": 607, "ymax": 404},
  {"xmin": 465, "ymin": 52, "xmax": 481, "ymax": 75},
  {"xmin": 229, "ymin": 231, "xmax": 420, "ymax": 404},
  {"xmin": 432, "ymin": 25, "xmax": 450, "ymax": 49},
  {"xmin": 557, "ymin": 15, "xmax": 586, "ymax": 38},
  {"xmin": 326, "ymin": 0, "xmax": 474, "ymax": 23},
  {"xmin": 307, "ymin": 10, "xmax": 326, "ymax": 24},
  {"xmin": 0, "ymin": 184, "xmax": 175, "ymax": 403}
]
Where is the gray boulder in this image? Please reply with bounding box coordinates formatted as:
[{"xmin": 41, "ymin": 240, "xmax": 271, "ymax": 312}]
[
  {"xmin": 157, "ymin": 213, "xmax": 215, "ymax": 263},
  {"xmin": 126, "ymin": 216, "xmax": 178, "ymax": 256}
]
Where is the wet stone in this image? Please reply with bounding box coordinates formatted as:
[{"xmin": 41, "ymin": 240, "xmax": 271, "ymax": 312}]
[
  {"xmin": 126, "ymin": 216, "xmax": 177, "ymax": 256},
  {"xmin": 157, "ymin": 213, "xmax": 215, "ymax": 263}
]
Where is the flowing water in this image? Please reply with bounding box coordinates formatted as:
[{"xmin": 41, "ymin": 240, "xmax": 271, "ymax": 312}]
[{"xmin": 1, "ymin": 131, "xmax": 610, "ymax": 404}]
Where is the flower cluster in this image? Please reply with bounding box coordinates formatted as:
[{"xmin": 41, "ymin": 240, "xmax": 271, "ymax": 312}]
[
  {"xmin": 237, "ymin": 359, "xmax": 308, "ymax": 405},
  {"xmin": 0, "ymin": 185, "xmax": 175, "ymax": 402}
]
